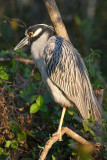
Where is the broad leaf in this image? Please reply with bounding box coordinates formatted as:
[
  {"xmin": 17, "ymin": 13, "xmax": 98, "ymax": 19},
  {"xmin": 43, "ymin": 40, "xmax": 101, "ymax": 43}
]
[
  {"xmin": 52, "ymin": 155, "xmax": 56, "ymax": 160},
  {"xmin": 0, "ymin": 67, "xmax": 9, "ymax": 80},
  {"xmin": 30, "ymin": 103, "xmax": 40, "ymax": 113},
  {"xmin": 0, "ymin": 147, "xmax": 3, "ymax": 154},
  {"xmin": 5, "ymin": 140, "xmax": 11, "ymax": 148},
  {"xmin": 36, "ymin": 96, "xmax": 44, "ymax": 107}
]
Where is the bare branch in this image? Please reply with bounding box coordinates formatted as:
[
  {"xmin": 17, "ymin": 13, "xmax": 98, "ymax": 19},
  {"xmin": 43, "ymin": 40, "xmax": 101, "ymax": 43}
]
[
  {"xmin": 39, "ymin": 127, "xmax": 93, "ymax": 160},
  {"xmin": 0, "ymin": 57, "xmax": 34, "ymax": 65},
  {"xmin": 43, "ymin": 0, "xmax": 70, "ymax": 41}
]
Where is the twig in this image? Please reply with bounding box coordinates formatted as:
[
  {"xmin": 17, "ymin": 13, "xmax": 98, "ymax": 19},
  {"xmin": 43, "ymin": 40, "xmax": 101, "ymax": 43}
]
[
  {"xmin": 0, "ymin": 57, "xmax": 34, "ymax": 65},
  {"xmin": 39, "ymin": 127, "xmax": 93, "ymax": 160}
]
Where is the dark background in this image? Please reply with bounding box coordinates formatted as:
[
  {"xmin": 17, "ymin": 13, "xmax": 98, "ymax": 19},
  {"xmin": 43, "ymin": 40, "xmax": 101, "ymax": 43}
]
[{"xmin": 0, "ymin": 0, "xmax": 107, "ymax": 80}]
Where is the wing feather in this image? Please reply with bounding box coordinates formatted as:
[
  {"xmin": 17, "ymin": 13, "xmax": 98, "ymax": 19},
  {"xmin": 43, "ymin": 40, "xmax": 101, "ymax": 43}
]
[{"xmin": 44, "ymin": 36, "xmax": 101, "ymax": 122}]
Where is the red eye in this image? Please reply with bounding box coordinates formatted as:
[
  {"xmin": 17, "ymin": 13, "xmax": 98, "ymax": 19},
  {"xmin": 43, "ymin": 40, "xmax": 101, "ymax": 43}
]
[{"xmin": 28, "ymin": 32, "xmax": 33, "ymax": 36}]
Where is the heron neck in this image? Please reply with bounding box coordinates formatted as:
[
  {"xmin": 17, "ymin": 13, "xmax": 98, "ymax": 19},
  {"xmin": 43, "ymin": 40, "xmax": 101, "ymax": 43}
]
[{"xmin": 31, "ymin": 32, "xmax": 51, "ymax": 69}]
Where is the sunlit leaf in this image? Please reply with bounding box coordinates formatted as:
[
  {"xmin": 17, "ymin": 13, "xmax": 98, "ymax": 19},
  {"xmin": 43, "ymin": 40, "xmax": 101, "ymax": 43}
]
[
  {"xmin": 72, "ymin": 152, "xmax": 77, "ymax": 156},
  {"xmin": 36, "ymin": 96, "xmax": 44, "ymax": 107},
  {"xmin": 5, "ymin": 140, "xmax": 11, "ymax": 148},
  {"xmin": 0, "ymin": 66, "xmax": 9, "ymax": 80},
  {"xmin": 83, "ymin": 120, "xmax": 95, "ymax": 136},
  {"xmin": 52, "ymin": 155, "xmax": 56, "ymax": 160},
  {"xmin": 0, "ymin": 147, "xmax": 3, "ymax": 154},
  {"xmin": 30, "ymin": 103, "xmax": 40, "ymax": 113}
]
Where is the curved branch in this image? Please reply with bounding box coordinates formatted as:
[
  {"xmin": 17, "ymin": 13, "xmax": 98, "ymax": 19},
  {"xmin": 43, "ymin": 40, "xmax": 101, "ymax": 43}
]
[{"xmin": 39, "ymin": 127, "xmax": 93, "ymax": 160}]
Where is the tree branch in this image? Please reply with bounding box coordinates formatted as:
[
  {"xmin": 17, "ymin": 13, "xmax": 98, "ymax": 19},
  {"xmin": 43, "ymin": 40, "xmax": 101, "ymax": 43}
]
[
  {"xmin": 0, "ymin": 57, "xmax": 35, "ymax": 65},
  {"xmin": 39, "ymin": 127, "xmax": 93, "ymax": 160},
  {"xmin": 43, "ymin": 0, "xmax": 70, "ymax": 41}
]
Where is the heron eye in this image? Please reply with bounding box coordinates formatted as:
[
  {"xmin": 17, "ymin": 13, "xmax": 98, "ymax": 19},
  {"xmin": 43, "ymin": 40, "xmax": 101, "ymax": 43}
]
[{"xmin": 28, "ymin": 32, "xmax": 33, "ymax": 36}]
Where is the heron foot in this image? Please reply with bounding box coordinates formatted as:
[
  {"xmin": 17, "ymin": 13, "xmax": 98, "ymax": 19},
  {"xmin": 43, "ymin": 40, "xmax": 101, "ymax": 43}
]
[{"xmin": 52, "ymin": 129, "xmax": 62, "ymax": 141}]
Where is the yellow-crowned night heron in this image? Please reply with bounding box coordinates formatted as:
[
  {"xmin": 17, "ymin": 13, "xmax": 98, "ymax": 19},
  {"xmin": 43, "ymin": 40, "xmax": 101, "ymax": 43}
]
[{"xmin": 14, "ymin": 24, "xmax": 102, "ymax": 140}]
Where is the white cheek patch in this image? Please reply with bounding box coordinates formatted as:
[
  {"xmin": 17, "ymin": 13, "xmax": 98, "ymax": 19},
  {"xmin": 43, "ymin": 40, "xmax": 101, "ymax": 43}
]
[{"xmin": 33, "ymin": 28, "xmax": 42, "ymax": 37}]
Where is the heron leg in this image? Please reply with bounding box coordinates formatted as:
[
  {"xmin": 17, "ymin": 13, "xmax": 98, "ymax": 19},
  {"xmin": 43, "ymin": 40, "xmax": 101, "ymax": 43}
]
[{"xmin": 53, "ymin": 106, "xmax": 66, "ymax": 141}]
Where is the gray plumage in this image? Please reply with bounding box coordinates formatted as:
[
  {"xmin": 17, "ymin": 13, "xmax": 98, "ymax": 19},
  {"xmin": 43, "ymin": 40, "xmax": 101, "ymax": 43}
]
[
  {"xmin": 14, "ymin": 24, "xmax": 102, "ymax": 124},
  {"xmin": 44, "ymin": 36, "xmax": 101, "ymax": 123}
]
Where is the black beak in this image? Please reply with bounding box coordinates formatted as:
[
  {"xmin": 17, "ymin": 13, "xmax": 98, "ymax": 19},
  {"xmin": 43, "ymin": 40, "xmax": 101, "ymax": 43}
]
[{"xmin": 14, "ymin": 37, "xmax": 29, "ymax": 50}]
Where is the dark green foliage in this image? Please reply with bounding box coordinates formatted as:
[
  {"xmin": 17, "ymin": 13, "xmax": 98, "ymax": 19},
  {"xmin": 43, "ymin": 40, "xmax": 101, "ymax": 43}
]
[
  {"xmin": 0, "ymin": 49, "xmax": 106, "ymax": 159},
  {"xmin": 84, "ymin": 49, "xmax": 103, "ymax": 89}
]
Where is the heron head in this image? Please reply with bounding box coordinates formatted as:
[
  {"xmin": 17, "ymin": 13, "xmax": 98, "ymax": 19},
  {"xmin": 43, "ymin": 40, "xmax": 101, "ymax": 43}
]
[{"xmin": 14, "ymin": 24, "xmax": 55, "ymax": 51}]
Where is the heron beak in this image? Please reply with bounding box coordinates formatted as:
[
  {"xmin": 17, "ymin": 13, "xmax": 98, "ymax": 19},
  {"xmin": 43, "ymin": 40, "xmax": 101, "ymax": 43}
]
[{"xmin": 14, "ymin": 37, "xmax": 29, "ymax": 51}]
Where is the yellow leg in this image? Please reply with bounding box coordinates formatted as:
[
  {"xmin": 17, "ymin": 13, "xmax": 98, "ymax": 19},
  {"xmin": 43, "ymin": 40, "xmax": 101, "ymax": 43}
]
[
  {"xmin": 53, "ymin": 106, "xmax": 66, "ymax": 141},
  {"xmin": 58, "ymin": 106, "xmax": 66, "ymax": 131}
]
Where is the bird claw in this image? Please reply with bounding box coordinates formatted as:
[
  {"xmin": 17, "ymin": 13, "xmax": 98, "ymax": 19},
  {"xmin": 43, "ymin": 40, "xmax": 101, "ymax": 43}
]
[{"xmin": 52, "ymin": 130, "xmax": 63, "ymax": 141}]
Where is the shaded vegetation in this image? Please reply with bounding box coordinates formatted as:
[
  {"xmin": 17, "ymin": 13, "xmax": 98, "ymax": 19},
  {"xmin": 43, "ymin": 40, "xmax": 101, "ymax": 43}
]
[{"xmin": 0, "ymin": 49, "xmax": 107, "ymax": 159}]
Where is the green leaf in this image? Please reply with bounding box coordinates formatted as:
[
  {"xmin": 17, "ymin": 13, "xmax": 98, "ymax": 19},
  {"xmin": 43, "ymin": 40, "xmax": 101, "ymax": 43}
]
[
  {"xmin": 0, "ymin": 147, "xmax": 3, "ymax": 154},
  {"xmin": 36, "ymin": 96, "xmax": 44, "ymax": 107},
  {"xmin": 30, "ymin": 96, "xmax": 44, "ymax": 113},
  {"xmin": 0, "ymin": 66, "xmax": 9, "ymax": 80},
  {"xmin": 83, "ymin": 121, "xmax": 95, "ymax": 136},
  {"xmin": 10, "ymin": 60, "xmax": 16, "ymax": 73},
  {"xmin": 30, "ymin": 103, "xmax": 40, "ymax": 113},
  {"xmin": 52, "ymin": 155, "xmax": 56, "ymax": 160},
  {"xmin": 30, "ymin": 95, "xmax": 37, "ymax": 104},
  {"xmin": 17, "ymin": 131, "xmax": 26, "ymax": 142},
  {"xmin": 83, "ymin": 123, "xmax": 89, "ymax": 132},
  {"xmin": 72, "ymin": 152, "xmax": 77, "ymax": 156},
  {"xmin": 88, "ymin": 128, "xmax": 95, "ymax": 136},
  {"xmin": 11, "ymin": 140, "xmax": 18, "ymax": 149},
  {"xmin": 11, "ymin": 59, "xmax": 16, "ymax": 67},
  {"xmin": 40, "ymin": 105, "xmax": 48, "ymax": 112},
  {"xmin": 5, "ymin": 140, "xmax": 11, "ymax": 148}
]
